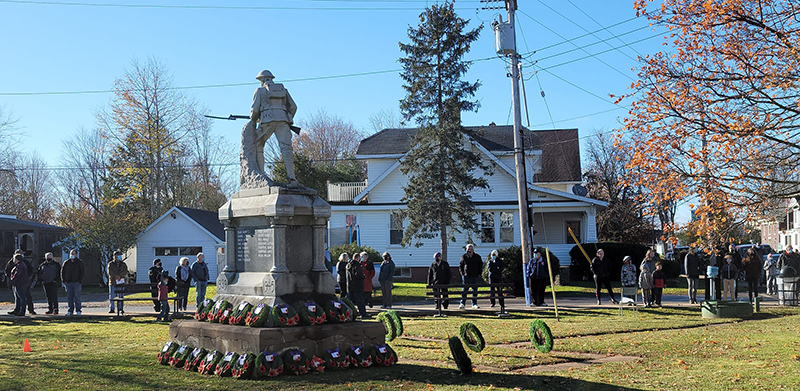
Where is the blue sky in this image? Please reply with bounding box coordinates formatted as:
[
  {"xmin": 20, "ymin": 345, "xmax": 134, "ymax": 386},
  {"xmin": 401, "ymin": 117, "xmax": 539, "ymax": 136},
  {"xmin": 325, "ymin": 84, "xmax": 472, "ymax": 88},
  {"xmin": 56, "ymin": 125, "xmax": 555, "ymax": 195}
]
[{"xmin": 0, "ymin": 0, "xmax": 680, "ymax": 219}]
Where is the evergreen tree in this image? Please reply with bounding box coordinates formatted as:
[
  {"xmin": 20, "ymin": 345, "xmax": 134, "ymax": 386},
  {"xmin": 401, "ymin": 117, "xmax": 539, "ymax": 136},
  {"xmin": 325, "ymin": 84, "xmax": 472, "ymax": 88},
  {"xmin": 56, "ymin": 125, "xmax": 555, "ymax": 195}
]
[{"xmin": 398, "ymin": 2, "xmax": 489, "ymax": 262}]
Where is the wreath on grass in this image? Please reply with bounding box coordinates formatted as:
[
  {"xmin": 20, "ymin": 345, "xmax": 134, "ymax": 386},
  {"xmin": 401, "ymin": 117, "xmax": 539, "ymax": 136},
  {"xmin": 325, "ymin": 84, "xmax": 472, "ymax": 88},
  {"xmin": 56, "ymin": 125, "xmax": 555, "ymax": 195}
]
[
  {"xmin": 184, "ymin": 347, "xmax": 207, "ymax": 372},
  {"xmin": 324, "ymin": 298, "xmax": 352, "ymax": 324},
  {"xmin": 448, "ymin": 336, "xmax": 473, "ymax": 375},
  {"xmin": 229, "ymin": 302, "xmax": 253, "ymax": 326},
  {"xmin": 207, "ymin": 300, "xmax": 232, "ymax": 323},
  {"xmin": 322, "ymin": 348, "xmax": 349, "ymax": 370},
  {"xmin": 346, "ymin": 345, "xmax": 373, "ymax": 368},
  {"xmin": 231, "ymin": 352, "xmax": 256, "ymax": 379},
  {"xmin": 272, "ymin": 304, "xmax": 300, "ymax": 327},
  {"xmin": 386, "ymin": 310, "xmax": 404, "ymax": 338},
  {"xmin": 377, "ymin": 312, "xmax": 397, "ymax": 341},
  {"xmin": 529, "ymin": 319, "xmax": 554, "ymax": 353},
  {"xmin": 169, "ymin": 344, "xmax": 192, "ymax": 368},
  {"xmin": 307, "ymin": 355, "xmax": 326, "ymax": 373},
  {"xmin": 157, "ymin": 341, "xmax": 179, "ymax": 365},
  {"xmin": 373, "ymin": 344, "xmax": 398, "ymax": 367},
  {"xmin": 295, "ymin": 300, "xmax": 327, "ymax": 325},
  {"xmin": 459, "ymin": 322, "xmax": 486, "ymax": 352},
  {"xmin": 198, "ymin": 350, "xmax": 224, "ymax": 375},
  {"xmin": 214, "ymin": 351, "xmax": 240, "ymax": 377},
  {"xmin": 194, "ymin": 299, "xmax": 215, "ymax": 321},
  {"xmin": 281, "ymin": 348, "xmax": 310, "ymax": 375},
  {"xmin": 340, "ymin": 297, "xmax": 359, "ymax": 320},
  {"xmin": 255, "ymin": 351, "xmax": 284, "ymax": 379},
  {"xmin": 245, "ymin": 303, "xmax": 271, "ymax": 327}
]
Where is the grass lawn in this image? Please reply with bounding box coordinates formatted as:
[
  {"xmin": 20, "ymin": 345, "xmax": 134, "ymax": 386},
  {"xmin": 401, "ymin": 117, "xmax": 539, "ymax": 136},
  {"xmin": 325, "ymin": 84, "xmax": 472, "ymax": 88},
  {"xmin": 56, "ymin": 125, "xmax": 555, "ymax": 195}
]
[{"xmin": 1, "ymin": 303, "xmax": 799, "ymax": 390}]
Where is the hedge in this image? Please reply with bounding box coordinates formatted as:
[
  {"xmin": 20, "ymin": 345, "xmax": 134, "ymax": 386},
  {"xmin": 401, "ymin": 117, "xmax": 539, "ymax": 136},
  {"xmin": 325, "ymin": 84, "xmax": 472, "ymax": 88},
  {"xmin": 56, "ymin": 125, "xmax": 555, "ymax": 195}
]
[{"xmin": 330, "ymin": 243, "xmax": 382, "ymax": 264}]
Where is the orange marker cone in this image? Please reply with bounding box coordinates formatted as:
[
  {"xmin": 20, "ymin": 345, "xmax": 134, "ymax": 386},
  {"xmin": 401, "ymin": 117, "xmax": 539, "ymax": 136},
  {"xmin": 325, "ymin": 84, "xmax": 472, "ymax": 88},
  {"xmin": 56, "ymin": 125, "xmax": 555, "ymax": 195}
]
[{"xmin": 23, "ymin": 339, "xmax": 31, "ymax": 352}]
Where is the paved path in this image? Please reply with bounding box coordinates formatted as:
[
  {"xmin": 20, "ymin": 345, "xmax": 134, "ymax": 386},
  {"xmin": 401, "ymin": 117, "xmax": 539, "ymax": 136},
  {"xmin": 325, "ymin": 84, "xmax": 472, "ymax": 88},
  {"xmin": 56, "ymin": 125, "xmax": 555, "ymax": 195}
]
[{"xmin": 0, "ymin": 287, "xmax": 789, "ymax": 320}]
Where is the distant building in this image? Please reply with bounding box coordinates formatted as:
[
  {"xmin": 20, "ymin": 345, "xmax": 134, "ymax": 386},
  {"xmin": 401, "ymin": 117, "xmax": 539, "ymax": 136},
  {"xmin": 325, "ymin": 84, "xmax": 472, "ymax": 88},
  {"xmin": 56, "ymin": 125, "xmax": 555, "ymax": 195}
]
[
  {"xmin": 0, "ymin": 215, "xmax": 71, "ymax": 282},
  {"xmin": 126, "ymin": 206, "xmax": 223, "ymax": 284},
  {"xmin": 326, "ymin": 126, "xmax": 607, "ymax": 281}
]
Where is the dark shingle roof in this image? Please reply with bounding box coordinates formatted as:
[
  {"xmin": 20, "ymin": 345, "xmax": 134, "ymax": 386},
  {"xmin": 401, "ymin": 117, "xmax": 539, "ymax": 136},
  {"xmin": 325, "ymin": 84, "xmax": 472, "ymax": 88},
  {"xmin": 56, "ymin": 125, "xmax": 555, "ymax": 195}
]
[
  {"xmin": 176, "ymin": 207, "xmax": 224, "ymax": 241},
  {"xmin": 356, "ymin": 126, "xmax": 581, "ymax": 183},
  {"xmin": 0, "ymin": 217, "xmax": 71, "ymax": 232}
]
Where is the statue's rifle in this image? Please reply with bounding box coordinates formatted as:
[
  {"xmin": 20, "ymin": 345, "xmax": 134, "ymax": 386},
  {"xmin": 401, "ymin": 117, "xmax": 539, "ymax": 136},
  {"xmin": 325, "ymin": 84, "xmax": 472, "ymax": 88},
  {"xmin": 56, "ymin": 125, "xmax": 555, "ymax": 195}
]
[{"xmin": 204, "ymin": 114, "xmax": 301, "ymax": 135}]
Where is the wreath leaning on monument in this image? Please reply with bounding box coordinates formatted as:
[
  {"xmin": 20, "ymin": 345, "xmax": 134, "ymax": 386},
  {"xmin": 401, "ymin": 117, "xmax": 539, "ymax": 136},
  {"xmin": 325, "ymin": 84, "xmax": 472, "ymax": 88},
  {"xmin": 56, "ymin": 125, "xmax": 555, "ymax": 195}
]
[
  {"xmin": 346, "ymin": 345, "xmax": 374, "ymax": 368},
  {"xmin": 295, "ymin": 300, "xmax": 327, "ymax": 325},
  {"xmin": 245, "ymin": 303, "xmax": 271, "ymax": 327},
  {"xmin": 340, "ymin": 297, "xmax": 359, "ymax": 321},
  {"xmin": 459, "ymin": 322, "xmax": 486, "ymax": 352},
  {"xmin": 184, "ymin": 347, "xmax": 208, "ymax": 372},
  {"xmin": 372, "ymin": 344, "xmax": 398, "ymax": 367},
  {"xmin": 529, "ymin": 319, "xmax": 554, "ymax": 353},
  {"xmin": 214, "ymin": 351, "xmax": 240, "ymax": 377},
  {"xmin": 194, "ymin": 299, "xmax": 214, "ymax": 321},
  {"xmin": 207, "ymin": 300, "xmax": 232, "ymax": 323},
  {"xmin": 231, "ymin": 352, "xmax": 256, "ymax": 379},
  {"xmin": 322, "ymin": 347, "xmax": 349, "ymax": 370},
  {"xmin": 157, "ymin": 341, "xmax": 179, "ymax": 365},
  {"xmin": 377, "ymin": 312, "xmax": 397, "ymax": 341},
  {"xmin": 198, "ymin": 350, "xmax": 224, "ymax": 375},
  {"xmin": 323, "ymin": 298, "xmax": 351, "ymax": 324},
  {"xmin": 229, "ymin": 301, "xmax": 253, "ymax": 326},
  {"xmin": 169, "ymin": 345, "xmax": 192, "ymax": 368},
  {"xmin": 448, "ymin": 336, "xmax": 473, "ymax": 375},
  {"xmin": 255, "ymin": 350, "xmax": 284, "ymax": 379},
  {"xmin": 281, "ymin": 348, "xmax": 310, "ymax": 375},
  {"xmin": 272, "ymin": 304, "xmax": 300, "ymax": 327}
]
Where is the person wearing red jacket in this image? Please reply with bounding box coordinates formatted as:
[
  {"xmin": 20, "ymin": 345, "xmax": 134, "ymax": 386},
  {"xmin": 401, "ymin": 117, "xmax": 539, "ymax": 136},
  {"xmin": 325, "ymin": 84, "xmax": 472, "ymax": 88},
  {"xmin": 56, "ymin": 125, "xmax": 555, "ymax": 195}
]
[{"xmin": 361, "ymin": 252, "xmax": 375, "ymax": 308}]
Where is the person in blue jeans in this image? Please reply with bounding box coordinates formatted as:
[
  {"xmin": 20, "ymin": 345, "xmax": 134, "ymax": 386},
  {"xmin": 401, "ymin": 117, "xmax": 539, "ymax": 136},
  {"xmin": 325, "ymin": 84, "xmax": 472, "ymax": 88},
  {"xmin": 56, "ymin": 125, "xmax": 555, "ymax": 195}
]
[
  {"xmin": 191, "ymin": 253, "xmax": 209, "ymax": 308},
  {"xmin": 61, "ymin": 249, "xmax": 85, "ymax": 316},
  {"xmin": 459, "ymin": 244, "xmax": 484, "ymax": 309}
]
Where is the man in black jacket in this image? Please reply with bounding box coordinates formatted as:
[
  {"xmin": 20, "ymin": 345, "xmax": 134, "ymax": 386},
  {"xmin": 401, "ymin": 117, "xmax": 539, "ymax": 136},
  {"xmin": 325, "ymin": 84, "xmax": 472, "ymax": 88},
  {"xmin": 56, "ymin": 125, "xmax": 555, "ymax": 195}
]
[
  {"xmin": 38, "ymin": 252, "xmax": 61, "ymax": 314},
  {"xmin": 148, "ymin": 259, "xmax": 163, "ymax": 312},
  {"xmin": 459, "ymin": 244, "xmax": 483, "ymax": 309},
  {"xmin": 61, "ymin": 249, "xmax": 85, "ymax": 316},
  {"xmin": 684, "ymin": 247, "xmax": 701, "ymax": 304},
  {"xmin": 427, "ymin": 252, "xmax": 451, "ymax": 310},
  {"xmin": 591, "ymin": 249, "xmax": 618, "ymax": 305}
]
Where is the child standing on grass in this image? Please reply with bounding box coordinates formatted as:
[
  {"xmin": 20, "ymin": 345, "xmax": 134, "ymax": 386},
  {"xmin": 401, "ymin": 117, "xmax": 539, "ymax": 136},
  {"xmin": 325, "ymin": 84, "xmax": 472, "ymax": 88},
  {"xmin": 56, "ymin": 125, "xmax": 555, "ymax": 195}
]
[
  {"xmin": 639, "ymin": 264, "xmax": 653, "ymax": 308},
  {"xmin": 652, "ymin": 262, "xmax": 665, "ymax": 307},
  {"xmin": 155, "ymin": 271, "xmax": 170, "ymax": 322},
  {"xmin": 720, "ymin": 254, "xmax": 739, "ymax": 301}
]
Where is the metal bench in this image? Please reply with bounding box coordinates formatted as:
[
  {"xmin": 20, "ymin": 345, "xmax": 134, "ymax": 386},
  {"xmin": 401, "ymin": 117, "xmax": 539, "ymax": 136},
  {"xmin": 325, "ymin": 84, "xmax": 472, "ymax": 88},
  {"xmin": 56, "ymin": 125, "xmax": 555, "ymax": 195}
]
[{"xmin": 110, "ymin": 284, "xmax": 185, "ymax": 317}]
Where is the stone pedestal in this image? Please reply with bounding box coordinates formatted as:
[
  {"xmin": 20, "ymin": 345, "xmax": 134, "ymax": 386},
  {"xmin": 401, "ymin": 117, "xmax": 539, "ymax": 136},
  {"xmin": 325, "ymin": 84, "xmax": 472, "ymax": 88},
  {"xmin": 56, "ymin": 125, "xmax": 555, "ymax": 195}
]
[
  {"xmin": 170, "ymin": 320, "xmax": 386, "ymax": 357},
  {"xmin": 215, "ymin": 186, "xmax": 335, "ymax": 307}
]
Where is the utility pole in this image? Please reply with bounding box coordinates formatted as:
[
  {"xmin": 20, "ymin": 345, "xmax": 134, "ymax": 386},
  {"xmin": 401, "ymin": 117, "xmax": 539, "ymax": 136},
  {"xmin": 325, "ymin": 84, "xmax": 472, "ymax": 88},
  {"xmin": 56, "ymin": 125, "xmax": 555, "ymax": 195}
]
[{"xmin": 493, "ymin": 0, "xmax": 533, "ymax": 269}]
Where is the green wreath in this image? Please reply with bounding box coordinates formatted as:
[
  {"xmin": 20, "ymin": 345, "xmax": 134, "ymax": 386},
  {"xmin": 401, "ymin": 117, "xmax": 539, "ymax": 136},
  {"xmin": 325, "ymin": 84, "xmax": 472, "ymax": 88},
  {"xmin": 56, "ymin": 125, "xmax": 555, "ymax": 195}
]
[
  {"xmin": 447, "ymin": 336, "xmax": 473, "ymax": 375},
  {"xmin": 214, "ymin": 351, "xmax": 240, "ymax": 377},
  {"xmin": 294, "ymin": 300, "xmax": 327, "ymax": 325},
  {"xmin": 207, "ymin": 300, "xmax": 232, "ymax": 323},
  {"xmin": 323, "ymin": 298, "xmax": 350, "ymax": 324},
  {"xmin": 387, "ymin": 310, "xmax": 404, "ymax": 337},
  {"xmin": 198, "ymin": 350, "xmax": 223, "ymax": 375},
  {"xmin": 194, "ymin": 299, "xmax": 214, "ymax": 321},
  {"xmin": 340, "ymin": 297, "xmax": 359, "ymax": 320},
  {"xmin": 184, "ymin": 347, "xmax": 207, "ymax": 372},
  {"xmin": 255, "ymin": 350, "xmax": 284, "ymax": 379},
  {"xmin": 459, "ymin": 322, "xmax": 485, "ymax": 352},
  {"xmin": 272, "ymin": 304, "xmax": 300, "ymax": 327},
  {"xmin": 169, "ymin": 344, "xmax": 192, "ymax": 368},
  {"xmin": 231, "ymin": 352, "xmax": 256, "ymax": 379},
  {"xmin": 229, "ymin": 302, "xmax": 253, "ymax": 326},
  {"xmin": 245, "ymin": 303, "xmax": 271, "ymax": 327},
  {"xmin": 156, "ymin": 341, "xmax": 179, "ymax": 365},
  {"xmin": 377, "ymin": 312, "xmax": 397, "ymax": 341},
  {"xmin": 529, "ymin": 319, "xmax": 554, "ymax": 353}
]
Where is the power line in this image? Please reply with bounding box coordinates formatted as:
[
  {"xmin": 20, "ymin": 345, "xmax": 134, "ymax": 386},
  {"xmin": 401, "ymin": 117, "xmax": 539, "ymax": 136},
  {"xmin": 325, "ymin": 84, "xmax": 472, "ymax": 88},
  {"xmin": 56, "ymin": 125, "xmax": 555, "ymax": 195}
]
[
  {"xmin": 0, "ymin": 0, "xmax": 480, "ymax": 11},
  {"xmin": 564, "ymin": 0, "xmax": 647, "ymax": 59}
]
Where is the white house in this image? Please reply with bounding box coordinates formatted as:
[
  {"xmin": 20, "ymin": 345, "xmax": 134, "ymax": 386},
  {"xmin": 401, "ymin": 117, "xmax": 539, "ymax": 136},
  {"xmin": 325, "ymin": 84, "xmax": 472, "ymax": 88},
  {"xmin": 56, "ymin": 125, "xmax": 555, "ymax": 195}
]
[
  {"xmin": 771, "ymin": 197, "xmax": 800, "ymax": 251},
  {"xmin": 126, "ymin": 206, "xmax": 224, "ymax": 284},
  {"xmin": 327, "ymin": 125, "xmax": 607, "ymax": 281}
]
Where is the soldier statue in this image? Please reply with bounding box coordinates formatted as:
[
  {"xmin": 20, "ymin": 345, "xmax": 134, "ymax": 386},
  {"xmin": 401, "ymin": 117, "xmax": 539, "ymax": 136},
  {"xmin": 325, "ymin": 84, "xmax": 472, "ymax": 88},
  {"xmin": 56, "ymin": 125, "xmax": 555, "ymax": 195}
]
[{"xmin": 240, "ymin": 70, "xmax": 299, "ymax": 187}]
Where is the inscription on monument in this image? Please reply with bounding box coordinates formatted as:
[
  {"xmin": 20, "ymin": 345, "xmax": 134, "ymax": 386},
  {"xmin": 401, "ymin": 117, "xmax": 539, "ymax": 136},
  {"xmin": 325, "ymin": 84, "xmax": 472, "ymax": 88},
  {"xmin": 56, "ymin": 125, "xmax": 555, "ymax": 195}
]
[{"xmin": 236, "ymin": 228, "xmax": 274, "ymax": 263}]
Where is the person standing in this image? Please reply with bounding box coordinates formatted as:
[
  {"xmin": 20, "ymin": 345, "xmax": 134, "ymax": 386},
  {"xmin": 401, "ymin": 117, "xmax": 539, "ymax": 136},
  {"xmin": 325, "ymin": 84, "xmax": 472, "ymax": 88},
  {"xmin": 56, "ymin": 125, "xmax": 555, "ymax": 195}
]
[
  {"xmin": 720, "ymin": 254, "xmax": 739, "ymax": 301},
  {"xmin": 639, "ymin": 264, "xmax": 654, "ymax": 308},
  {"xmin": 530, "ymin": 249, "xmax": 549, "ymax": 306},
  {"xmin": 155, "ymin": 270, "xmax": 171, "ymax": 322},
  {"xmin": 640, "ymin": 249, "xmax": 658, "ymax": 279},
  {"xmin": 777, "ymin": 245, "xmax": 800, "ymax": 274},
  {"xmin": 486, "ymin": 250, "xmax": 505, "ymax": 308},
  {"xmin": 652, "ymin": 262, "xmax": 665, "ymax": 307},
  {"xmin": 764, "ymin": 253, "xmax": 778, "ymax": 295},
  {"xmin": 8, "ymin": 254, "xmax": 29, "ymax": 316},
  {"xmin": 591, "ymin": 249, "xmax": 618, "ymax": 305},
  {"xmin": 38, "ymin": 252, "xmax": 61, "ymax": 315},
  {"xmin": 620, "ymin": 255, "xmax": 637, "ymax": 301},
  {"xmin": 148, "ymin": 258, "xmax": 164, "ymax": 313},
  {"xmin": 20, "ymin": 255, "xmax": 36, "ymax": 314},
  {"xmin": 346, "ymin": 252, "xmax": 369, "ymax": 319},
  {"xmin": 459, "ymin": 244, "xmax": 483, "ymax": 309},
  {"xmin": 4, "ymin": 249, "xmax": 22, "ymax": 291},
  {"xmin": 336, "ymin": 253, "xmax": 349, "ymax": 298},
  {"xmin": 61, "ymin": 249, "xmax": 85, "ymax": 316},
  {"xmin": 684, "ymin": 248, "xmax": 701, "ymax": 304},
  {"xmin": 108, "ymin": 251, "xmax": 129, "ymax": 314},
  {"xmin": 378, "ymin": 252, "xmax": 396, "ymax": 309},
  {"xmin": 742, "ymin": 248, "xmax": 762, "ymax": 303},
  {"xmin": 427, "ymin": 252, "xmax": 451, "ymax": 310},
  {"xmin": 175, "ymin": 257, "xmax": 192, "ymax": 311},
  {"xmin": 191, "ymin": 253, "xmax": 210, "ymax": 308},
  {"xmin": 361, "ymin": 252, "xmax": 375, "ymax": 308}
]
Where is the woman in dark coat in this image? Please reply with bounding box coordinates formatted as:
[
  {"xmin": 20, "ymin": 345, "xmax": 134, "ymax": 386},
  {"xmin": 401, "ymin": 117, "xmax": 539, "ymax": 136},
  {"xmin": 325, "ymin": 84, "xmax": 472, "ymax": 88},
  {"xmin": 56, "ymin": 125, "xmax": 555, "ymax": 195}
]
[
  {"xmin": 336, "ymin": 253, "xmax": 349, "ymax": 298},
  {"xmin": 742, "ymin": 248, "xmax": 762, "ymax": 303},
  {"xmin": 427, "ymin": 252, "xmax": 451, "ymax": 310}
]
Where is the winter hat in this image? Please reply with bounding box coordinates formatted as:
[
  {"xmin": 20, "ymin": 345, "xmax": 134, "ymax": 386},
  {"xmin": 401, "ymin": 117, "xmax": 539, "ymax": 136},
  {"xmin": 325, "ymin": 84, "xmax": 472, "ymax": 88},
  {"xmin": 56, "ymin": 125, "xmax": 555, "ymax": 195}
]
[{"xmin": 433, "ymin": 252, "xmax": 441, "ymax": 260}]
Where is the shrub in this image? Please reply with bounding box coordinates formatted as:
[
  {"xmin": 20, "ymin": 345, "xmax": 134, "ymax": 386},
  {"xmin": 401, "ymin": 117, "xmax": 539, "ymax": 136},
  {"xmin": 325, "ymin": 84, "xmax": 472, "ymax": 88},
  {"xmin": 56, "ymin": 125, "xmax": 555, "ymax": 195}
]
[
  {"xmin": 330, "ymin": 243, "xmax": 381, "ymax": 264},
  {"xmin": 569, "ymin": 243, "xmax": 650, "ymax": 282},
  {"xmin": 482, "ymin": 246, "xmax": 559, "ymax": 295}
]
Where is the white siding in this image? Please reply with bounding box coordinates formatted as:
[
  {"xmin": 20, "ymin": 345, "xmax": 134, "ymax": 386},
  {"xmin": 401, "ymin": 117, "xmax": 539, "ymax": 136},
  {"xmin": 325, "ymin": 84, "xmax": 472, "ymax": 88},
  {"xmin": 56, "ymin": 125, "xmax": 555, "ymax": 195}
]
[
  {"xmin": 366, "ymin": 166, "xmax": 408, "ymax": 203},
  {"xmin": 366, "ymin": 159, "xmax": 397, "ymax": 184},
  {"xmin": 134, "ymin": 213, "xmax": 221, "ymax": 284}
]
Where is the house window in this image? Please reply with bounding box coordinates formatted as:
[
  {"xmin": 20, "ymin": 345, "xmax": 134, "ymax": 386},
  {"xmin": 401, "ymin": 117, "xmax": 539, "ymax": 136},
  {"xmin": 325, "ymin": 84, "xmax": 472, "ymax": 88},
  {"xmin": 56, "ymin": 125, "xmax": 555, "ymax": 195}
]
[
  {"xmin": 389, "ymin": 210, "xmax": 405, "ymax": 245},
  {"xmin": 155, "ymin": 247, "xmax": 179, "ymax": 256},
  {"xmin": 393, "ymin": 267, "xmax": 412, "ymax": 278},
  {"xmin": 789, "ymin": 211, "xmax": 795, "ymax": 230},
  {"xmin": 500, "ymin": 211, "xmax": 514, "ymax": 243},
  {"xmin": 180, "ymin": 247, "xmax": 203, "ymax": 256},
  {"xmin": 565, "ymin": 221, "xmax": 581, "ymax": 244},
  {"xmin": 481, "ymin": 212, "xmax": 495, "ymax": 243}
]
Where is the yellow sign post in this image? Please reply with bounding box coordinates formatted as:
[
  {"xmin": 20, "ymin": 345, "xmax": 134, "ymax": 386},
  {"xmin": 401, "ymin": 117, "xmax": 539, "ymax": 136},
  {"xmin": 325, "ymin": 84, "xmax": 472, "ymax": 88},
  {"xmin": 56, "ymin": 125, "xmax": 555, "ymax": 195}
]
[{"xmin": 544, "ymin": 247, "xmax": 559, "ymax": 321}]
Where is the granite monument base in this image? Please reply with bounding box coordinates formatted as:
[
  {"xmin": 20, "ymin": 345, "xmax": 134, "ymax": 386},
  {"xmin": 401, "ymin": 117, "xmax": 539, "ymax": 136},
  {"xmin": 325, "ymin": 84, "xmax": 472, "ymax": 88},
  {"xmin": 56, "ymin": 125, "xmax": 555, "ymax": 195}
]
[{"xmin": 170, "ymin": 320, "xmax": 386, "ymax": 357}]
